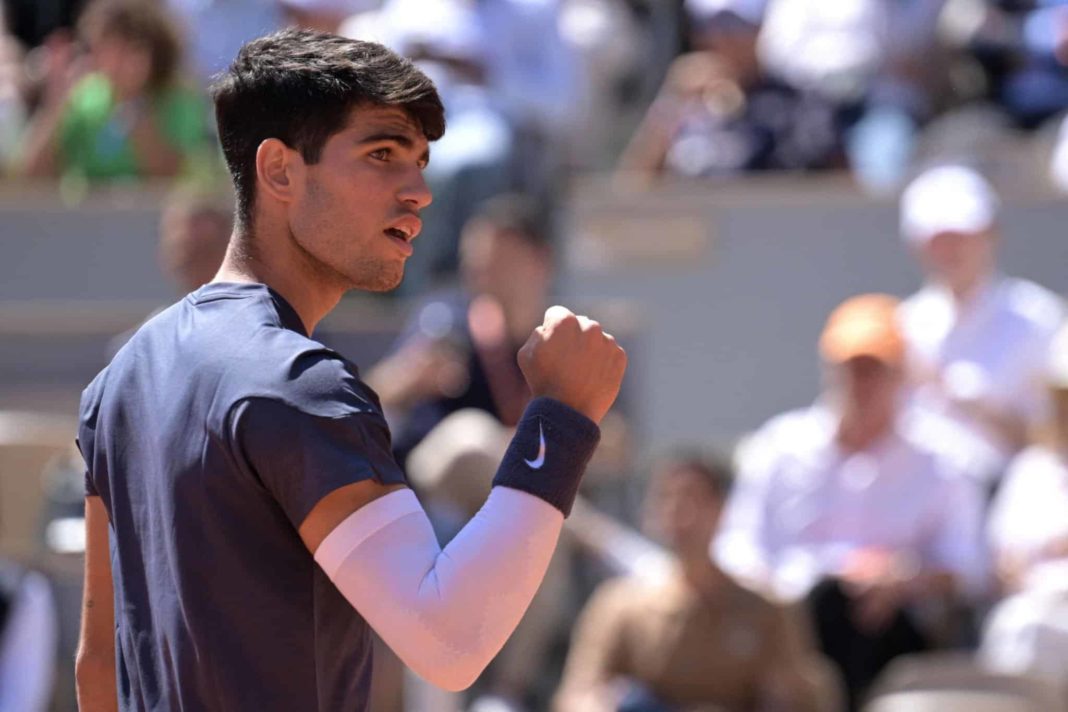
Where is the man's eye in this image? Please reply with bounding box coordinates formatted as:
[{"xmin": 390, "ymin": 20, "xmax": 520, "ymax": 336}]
[{"xmin": 370, "ymin": 148, "xmax": 390, "ymax": 160}]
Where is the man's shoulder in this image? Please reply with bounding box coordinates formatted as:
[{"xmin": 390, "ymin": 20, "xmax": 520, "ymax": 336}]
[
  {"xmin": 998, "ymin": 277, "xmax": 1064, "ymax": 334},
  {"xmin": 739, "ymin": 406, "xmax": 831, "ymax": 467}
]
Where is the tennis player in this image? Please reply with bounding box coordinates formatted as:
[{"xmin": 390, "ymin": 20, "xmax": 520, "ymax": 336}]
[{"xmin": 74, "ymin": 29, "xmax": 626, "ymax": 711}]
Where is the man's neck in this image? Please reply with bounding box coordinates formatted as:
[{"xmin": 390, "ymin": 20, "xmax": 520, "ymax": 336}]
[
  {"xmin": 836, "ymin": 413, "xmax": 893, "ymax": 454},
  {"xmin": 214, "ymin": 226, "xmax": 344, "ymax": 335},
  {"xmin": 677, "ymin": 552, "xmax": 726, "ymax": 597},
  {"xmin": 944, "ymin": 271, "xmax": 993, "ymax": 308}
]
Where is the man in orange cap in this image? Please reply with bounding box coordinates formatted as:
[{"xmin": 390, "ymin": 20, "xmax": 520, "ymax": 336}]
[{"xmin": 715, "ymin": 294, "xmax": 986, "ymax": 710}]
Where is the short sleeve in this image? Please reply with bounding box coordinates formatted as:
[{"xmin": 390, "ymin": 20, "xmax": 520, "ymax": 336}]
[
  {"xmin": 231, "ymin": 398, "xmax": 407, "ymax": 529},
  {"xmin": 76, "ymin": 437, "xmax": 98, "ymax": 497}
]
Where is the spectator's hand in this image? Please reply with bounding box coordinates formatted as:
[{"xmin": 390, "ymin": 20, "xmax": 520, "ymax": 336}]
[
  {"xmin": 519, "ymin": 306, "xmax": 626, "ymax": 424},
  {"xmin": 661, "ymin": 51, "xmax": 735, "ymax": 99},
  {"xmin": 38, "ymin": 32, "xmax": 84, "ymax": 109},
  {"xmin": 849, "ymin": 577, "xmax": 908, "ymax": 634},
  {"xmin": 841, "ymin": 549, "xmax": 911, "ymax": 633}
]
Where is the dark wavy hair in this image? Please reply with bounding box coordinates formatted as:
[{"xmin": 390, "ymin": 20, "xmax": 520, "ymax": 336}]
[{"xmin": 210, "ymin": 29, "xmax": 446, "ymax": 228}]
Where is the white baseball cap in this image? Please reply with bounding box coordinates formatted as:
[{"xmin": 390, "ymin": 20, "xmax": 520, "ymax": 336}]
[
  {"xmin": 900, "ymin": 165, "xmax": 1000, "ymax": 245},
  {"xmin": 1047, "ymin": 324, "xmax": 1068, "ymax": 389},
  {"xmin": 685, "ymin": 0, "xmax": 766, "ymax": 26},
  {"xmin": 377, "ymin": 0, "xmax": 485, "ymax": 63}
]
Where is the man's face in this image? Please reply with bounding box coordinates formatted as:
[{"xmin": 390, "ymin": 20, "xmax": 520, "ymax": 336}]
[
  {"xmin": 831, "ymin": 356, "xmax": 903, "ymax": 425},
  {"xmin": 917, "ymin": 230, "xmax": 995, "ymax": 293},
  {"xmin": 642, "ymin": 465, "xmax": 722, "ymax": 558},
  {"xmin": 288, "ymin": 105, "xmax": 432, "ymax": 293}
]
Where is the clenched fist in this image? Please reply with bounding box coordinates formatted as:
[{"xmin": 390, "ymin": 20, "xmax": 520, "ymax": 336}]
[{"xmin": 518, "ymin": 306, "xmax": 627, "ymax": 424}]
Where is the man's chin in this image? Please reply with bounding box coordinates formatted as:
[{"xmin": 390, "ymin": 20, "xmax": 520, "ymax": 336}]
[{"xmin": 351, "ymin": 266, "xmax": 405, "ymax": 293}]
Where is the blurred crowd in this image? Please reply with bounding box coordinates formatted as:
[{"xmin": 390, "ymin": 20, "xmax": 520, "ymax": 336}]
[{"xmin": 2, "ymin": 1, "xmax": 1068, "ymax": 712}]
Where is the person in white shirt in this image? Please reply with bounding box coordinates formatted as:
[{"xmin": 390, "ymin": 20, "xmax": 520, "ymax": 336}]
[
  {"xmin": 898, "ymin": 165, "xmax": 1065, "ymax": 482},
  {"xmin": 715, "ymin": 293, "xmax": 987, "ymax": 710},
  {"xmin": 0, "ymin": 562, "xmax": 57, "ymax": 712},
  {"xmin": 979, "ymin": 324, "xmax": 1068, "ymax": 699}
]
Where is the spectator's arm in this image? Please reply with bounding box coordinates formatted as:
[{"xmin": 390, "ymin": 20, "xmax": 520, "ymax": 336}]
[
  {"xmin": 617, "ymin": 52, "xmax": 727, "ymax": 177},
  {"xmin": 758, "ymin": 603, "xmax": 841, "ymax": 712},
  {"xmin": 924, "ymin": 468, "xmax": 989, "ymax": 600},
  {"xmin": 713, "ymin": 432, "xmax": 778, "ymax": 588},
  {"xmin": 76, "ymin": 496, "xmax": 118, "ymax": 712},
  {"xmin": 17, "ymin": 99, "xmax": 67, "ymax": 178},
  {"xmin": 553, "ymin": 582, "xmax": 630, "ymax": 712}
]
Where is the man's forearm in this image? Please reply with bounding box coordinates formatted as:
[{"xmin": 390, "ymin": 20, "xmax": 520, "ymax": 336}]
[
  {"xmin": 76, "ymin": 651, "xmax": 118, "ymax": 712},
  {"xmin": 316, "ymin": 398, "xmax": 600, "ymax": 691}
]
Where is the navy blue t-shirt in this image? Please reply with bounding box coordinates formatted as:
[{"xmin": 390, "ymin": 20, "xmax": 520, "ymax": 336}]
[{"xmin": 77, "ymin": 282, "xmax": 406, "ymax": 712}]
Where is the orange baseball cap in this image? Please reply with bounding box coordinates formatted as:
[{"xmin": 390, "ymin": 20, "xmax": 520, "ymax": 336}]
[{"xmin": 819, "ymin": 294, "xmax": 905, "ymax": 366}]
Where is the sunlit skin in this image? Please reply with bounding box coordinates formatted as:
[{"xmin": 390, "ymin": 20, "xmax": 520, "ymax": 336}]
[
  {"xmin": 218, "ymin": 105, "xmax": 433, "ymax": 334},
  {"xmin": 642, "ymin": 463, "xmax": 723, "ymax": 565},
  {"xmin": 916, "ymin": 229, "xmax": 997, "ymax": 303},
  {"xmin": 827, "ymin": 355, "xmax": 903, "ymax": 453}
]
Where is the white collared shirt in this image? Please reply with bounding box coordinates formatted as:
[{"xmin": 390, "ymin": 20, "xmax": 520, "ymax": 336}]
[
  {"xmin": 900, "ymin": 276, "xmax": 1064, "ymax": 465},
  {"xmin": 714, "ymin": 405, "xmax": 988, "ymax": 601},
  {"xmin": 988, "ymin": 446, "xmax": 1068, "ymax": 592}
]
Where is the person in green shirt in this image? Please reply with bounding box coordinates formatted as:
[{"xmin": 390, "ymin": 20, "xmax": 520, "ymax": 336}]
[{"xmin": 18, "ymin": 0, "xmax": 207, "ymax": 182}]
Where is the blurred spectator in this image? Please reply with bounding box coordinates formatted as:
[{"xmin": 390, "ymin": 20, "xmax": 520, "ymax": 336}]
[
  {"xmin": 108, "ymin": 188, "xmax": 232, "ymax": 357},
  {"xmin": 757, "ymin": 0, "xmax": 951, "ymax": 191},
  {"xmin": 554, "ymin": 452, "xmax": 838, "ymax": 712},
  {"xmin": 165, "ymin": 0, "xmax": 281, "ymax": 84},
  {"xmin": 366, "ymin": 193, "xmax": 549, "ymax": 467},
  {"xmin": 17, "ymin": 0, "xmax": 208, "ymax": 183},
  {"xmin": 715, "ymin": 294, "xmax": 987, "ymax": 710},
  {"xmin": 617, "ymin": 0, "xmax": 840, "ymax": 180},
  {"xmin": 979, "ymin": 323, "xmax": 1068, "ymax": 698},
  {"xmin": 347, "ymin": 0, "xmax": 518, "ymax": 287},
  {"xmin": 157, "ymin": 188, "xmax": 233, "ymax": 292},
  {"xmin": 898, "ymin": 165, "xmax": 1065, "ymax": 481},
  {"xmin": 0, "ymin": 558, "xmax": 58, "ymax": 712},
  {"xmin": 945, "ymin": 0, "xmax": 1068, "ymax": 130},
  {"xmin": 0, "ymin": 10, "xmax": 25, "ymax": 165},
  {"xmin": 557, "ymin": 0, "xmax": 645, "ymax": 168}
]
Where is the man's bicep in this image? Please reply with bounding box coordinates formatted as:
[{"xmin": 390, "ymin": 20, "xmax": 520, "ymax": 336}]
[
  {"xmin": 298, "ymin": 480, "xmax": 408, "ymax": 555},
  {"xmin": 231, "ymin": 396, "xmax": 409, "ymax": 536}
]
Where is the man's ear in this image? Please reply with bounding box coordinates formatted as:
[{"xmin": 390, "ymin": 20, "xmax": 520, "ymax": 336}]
[{"xmin": 255, "ymin": 138, "xmax": 304, "ymax": 206}]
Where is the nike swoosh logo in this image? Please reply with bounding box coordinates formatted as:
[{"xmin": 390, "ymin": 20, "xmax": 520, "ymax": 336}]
[{"xmin": 525, "ymin": 421, "xmax": 546, "ymax": 470}]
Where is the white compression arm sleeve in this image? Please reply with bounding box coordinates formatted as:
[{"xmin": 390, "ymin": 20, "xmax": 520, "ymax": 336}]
[{"xmin": 314, "ymin": 486, "xmax": 563, "ymax": 691}]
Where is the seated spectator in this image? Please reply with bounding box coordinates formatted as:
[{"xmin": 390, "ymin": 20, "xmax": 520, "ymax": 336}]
[
  {"xmin": 617, "ymin": 0, "xmax": 840, "ymax": 180},
  {"xmin": 554, "ymin": 452, "xmax": 838, "ymax": 712},
  {"xmin": 898, "ymin": 165, "xmax": 1065, "ymax": 481},
  {"xmin": 366, "ymin": 194, "xmax": 549, "ymax": 468},
  {"xmin": 157, "ymin": 188, "xmax": 233, "ymax": 293},
  {"xmin": 715, "ymin": 294, "xmax": 987, "ymax": 710},
  {"xmin": 0, "ymin": 557, "xmax": 58, "ymax": 712},
  {"xmin": 17, "ymin": 0, "xmax": 207, "ymax": 182},
  {"xmin": 947, "ymin": 0, "xmax": 1068, "ymax": 130},
  {"xmin": 980, "ymin": 323, "xmax": 1068, "ymax": 698},
  {"xmin": 757, "ymin": 0, "xmax": 950, "ymax": 190}
]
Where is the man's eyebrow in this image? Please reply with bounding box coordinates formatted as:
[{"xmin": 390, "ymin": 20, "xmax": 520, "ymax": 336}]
[
  {"xmin": 358, "ymin": 131, "xmax": 431, "ymax": 164},
  {"xmin": 357, "ymin": 132, "xmax": 416, "ymax": 148}
]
